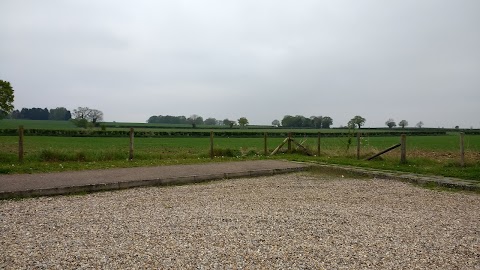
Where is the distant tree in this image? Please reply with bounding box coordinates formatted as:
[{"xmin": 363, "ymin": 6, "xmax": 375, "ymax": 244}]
[
  {"xmin": 9, "ymin": 109, "xmax": 21, "ymax": 119},
  {"xmin": 310, "ymin": 116, "xmax": 323, "ymax": 128},
  {"xmin": 299, "ymin": 115, "xmax": 311, "ymax": 127},
  {"xmin": 223, "ymin": 118, "xmax": 235, "ymax": 128},
  {"xmin": 66, "ymin": 110, "xmax": 72, "ymax": 120},
  {"xmin": 49, "ymin": 107, "xmax": 72, "ymax": 121},
  {"xmin": 385, "ymin": 118, "xmax": 396, "ymax": 128},
  {"xmin": 89, "ymin": 109, "xmax": 103, "ymax": 124},
  {"xmin": 455, "ymin": 125, "xmax": 459, "ymax": 129},
  {"xmin": 349, "ymin": 115, "xmax": 366, "ymax": 129},
  {"xmin": 281, "ymin": 115, "xmax": 294, "ymax": 127},
  {"xmin": 72, "ymin": 107, "xmax": 103, "ymax": 127},
  {"xmin": 416, "ymin": 121, "xmax": 424, "ymax": 128},
  {"xmin": 188, "ymin": 114, "xmax": 203, "ymax": 128},
  {"xmin": 272, "ymin": 119, "xmax": 281, "ymax": 127},
  {"xmin": 282, "ymin": 115, "xmax": 312, "ymax": 128},
  {"xmin": 238, "ymin": 117, "xmax": 249, "ymax": 127},
  {"xmin": 0, "ymin": 80, "xmax": 15, "ymax": 119},
  {"xmin": 204, "ymin": 117, "xmax": 217, "ymax": 126},
  {"xmin": 19, "ymin": 107, "xmax": 49, "ymax": 120},
  {"xmin": 147, "ymin": 115, "xmax": 188, "ymax": 124},
  {"xmin": 147, "ymin": 115, "xmax": 159, "ymax": 123},
  {"xmin": 73, "ymin": 107, "xmax": 92, "ymax": 120},
  {"xmin": 321, "ymin": 116, "xmax": 333, "ymax": 128},
  {"xmin": 398, "ymin": 120, "xmax": 408, "ymax": 128}
]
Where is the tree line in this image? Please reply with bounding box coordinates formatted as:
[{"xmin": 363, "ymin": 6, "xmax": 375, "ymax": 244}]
[
  {"xmin": 8, "ymin": 107, "xmax": 72, "ymax": 121},
  {"xmin": 346, "ymin": 115, "xmax": 425, "ymax": 129},
  {"xmin": 275, "ymin": 115, "xmax": 334, "ymax": 128},
  {"xmin": 147, "ymin": 114, "xmax": 247, "ymax": 128},
  {"xmin": 5, "ymin": 105, "xmax": 105, "ymax": 129}
]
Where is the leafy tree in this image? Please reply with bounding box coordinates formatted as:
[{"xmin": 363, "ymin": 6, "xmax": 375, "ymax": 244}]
[
  {"xmin": 310, "ymin": 116, "xmax": 323, "ymax": 128},
  {"xmin": 49, "ymin": 107, "xmax": 72, "ymax": 121},
  {"xmin": 73, "ymin": 107, "xmax": 92, "ymax": 120},
  {"xmin": 271, "ymin": 119, "xmax": 280, "ymax": 127},
  {"xmin": 416, "ymin": 121, "xmax": 424, "ymax": 128},
  {"xmin": 72, "ymin": 107, "xmax": 103, "ymax": 125},
  {"xmin": 147, "ymin": 115, "xmax": 159, "ymax": 123},
  {"xmin": 89, "ymin": 109, "xmax": 103, "ymax": 124},
  {"xmin": 281, "ymin": 115, "xmax": 309, "ymax": 127},
  {"xmin": 188, "ymin": 114, "xmax": 203, "ymax": 128},
  {"xmin": 281, "ymin": 115, "xmax": 333, "ymax": 128},
  {"xmin": 238, "ymin": 117, "xmax": 249, "ymax": 127},
  {"xmin": 349, "ymin": 115, "xmax": 366, "ymax": 129},
  {"xmin": 19, "ymin": 107, "xmax": 49, "ymax": 120},
  {"xmin": 385, "ymin": 118, "xmax": 396, "ymax": 128},
  {"xmin": 204, "ymin": 117, "xmax": 217, "ymax": 126},
  {"xmin": 147, "ymin": 115, "xmax": 188, "ymax": 124},
  {"xmin": 223, "ymin": 119, "xmax": 235, "ymax": 128},
  {"xmin": 0, "ymin": 80, "xmax": 14, "ymax": 119},
  {"xmin": 281, "ymin": 115, "xmax": 294, "ymax": 127},
  {"xmin": 9, "ymin": 109, "xmax": 21, "ymax": 119},
  {"xmin": 321, "ymin": 116, "xmax": 333, "ymax": 128},
  {"xmin": 399, "ymin": 120, "xmax": 408, "ymax": 128}
]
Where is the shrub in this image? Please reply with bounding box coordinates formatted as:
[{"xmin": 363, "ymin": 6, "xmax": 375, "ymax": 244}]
[
  {"xmin": 39, "ymin": 149, "xmax": 69, "ymax": 162},
  {"xmin": 211, "ymin": 148, "xmax": 241, "ymax": 157},
  {"xmin": 70, "ymin": 119, "xmax": 88, "ymax": 129}
]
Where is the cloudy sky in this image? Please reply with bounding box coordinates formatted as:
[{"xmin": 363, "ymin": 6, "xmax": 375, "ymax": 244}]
[{"xmin": 1, "ymin": 0, "xmax": 479, "ymax": 128}]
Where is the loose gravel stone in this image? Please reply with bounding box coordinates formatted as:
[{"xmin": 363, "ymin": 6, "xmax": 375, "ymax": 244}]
[{"xmin": 1, "ymin": 173, "xmax": 479, "ymax": 269}]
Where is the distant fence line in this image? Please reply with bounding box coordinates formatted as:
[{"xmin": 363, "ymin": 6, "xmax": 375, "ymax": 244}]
[
  {"xmin": 0, "ymin": 128, "xmax": 456, "ymax": 138},
  {"xmin": 14, "ymin": 127, "xmax": 469, "ymax": 167}
]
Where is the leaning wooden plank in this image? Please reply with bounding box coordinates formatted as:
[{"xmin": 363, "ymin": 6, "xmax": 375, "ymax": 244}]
[
  {"xmin": 291, "ymin": 139, "xmax": 314, "ymax": 156},
  {"xmin": 366, "ymin": 143, "xmax": 401, "ymax": 161},
  {"xmin": 270, "ymin": 138, "xmax": 289, "ymax": 156}
]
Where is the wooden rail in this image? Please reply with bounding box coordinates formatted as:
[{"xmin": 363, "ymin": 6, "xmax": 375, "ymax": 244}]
[{"xmin": 366, "ymin": 143, "xmax": 401, "ymax": 161}]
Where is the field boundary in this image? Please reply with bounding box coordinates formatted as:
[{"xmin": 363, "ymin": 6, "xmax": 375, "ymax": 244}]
[
  {"xmin": 305, "ymin": 162, "xmax": 480, "ymax": 191},
  {"xmin": 0, "ymin": 128, "xmax": 449, "ymax": 138}
]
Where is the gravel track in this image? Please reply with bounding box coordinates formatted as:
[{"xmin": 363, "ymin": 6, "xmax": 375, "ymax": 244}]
[{"xmin": 1, "ymin": 173, "xmax": 479, "ymax": 269}]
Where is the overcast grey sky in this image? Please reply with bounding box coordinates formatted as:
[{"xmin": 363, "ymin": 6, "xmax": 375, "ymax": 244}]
[{"xmin": 1, "ymin": 0, "xmax": 479, "ymax": 128}]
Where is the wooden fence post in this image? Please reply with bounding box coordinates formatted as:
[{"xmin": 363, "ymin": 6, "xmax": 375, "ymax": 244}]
[
  {"xmin": 287, "ymin": 133, "xmax": 292, "ymax": 153},
  {"xmin": 356, "ymin": 132, "xmax": 361, "ymax": 160},
  {"xmin": 210, "ymin": 131, "xmax": 214, "ymax": 159},
  {"xmin": 129, "ymin": 128, "xmax": 134, "ymax": 160},
  {"xmin": 264, "ymin": 132, "xmax": 268, "ymax": 156},
  {"xmin": 400, "ymin": 134, "xmax": 407, "ymax": 164},
  {"xmin": 317, "ymin": 132, "xmax": 321, "ymax": 156},
  {"xmin": 18, "ymin": 125, "xmax": 24, "ymax": 162},
  {"xmin": 460, "ymin": 132, "xmax": 465, "ymax": 167}
]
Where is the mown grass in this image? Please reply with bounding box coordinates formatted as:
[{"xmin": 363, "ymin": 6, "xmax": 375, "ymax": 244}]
[
  {"xmin": 0, "ymin": 134, "xmax": 479, "ymax": 180},
  {"xmin": 0, "ymin": 119, "xmax": 78, "ymax": 130}
]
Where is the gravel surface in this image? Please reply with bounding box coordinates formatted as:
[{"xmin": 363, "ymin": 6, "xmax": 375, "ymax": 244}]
[{"xmin": 1, "ymin": 173, "xmax": 479, "ymax": 269}]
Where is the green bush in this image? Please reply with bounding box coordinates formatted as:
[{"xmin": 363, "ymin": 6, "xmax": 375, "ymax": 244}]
[{"xmin": 71, "ymin": 119, "xmax": 88, "ymax": 128}]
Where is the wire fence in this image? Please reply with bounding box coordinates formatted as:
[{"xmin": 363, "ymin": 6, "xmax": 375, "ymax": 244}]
[{"xmin": 1, "ymin": 128, "xmax": 479, "ymax": 166}]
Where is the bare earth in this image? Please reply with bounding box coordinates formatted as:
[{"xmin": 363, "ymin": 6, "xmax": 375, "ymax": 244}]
[{"xmin": 1, "ymin": 173, "xmax": 479, "ymax": 269}]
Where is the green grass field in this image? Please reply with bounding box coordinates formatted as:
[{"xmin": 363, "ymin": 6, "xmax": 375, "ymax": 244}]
[
  {"xmin": 0, "ymin": 119, "xmax": 78, "ymax": 130},
  {"xmin": 0, "ymin": 134, "xmax": 479, "ymax": 180}
]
